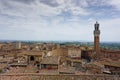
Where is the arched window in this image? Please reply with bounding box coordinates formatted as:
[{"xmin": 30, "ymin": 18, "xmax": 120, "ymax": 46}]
[{"xmin": 30, "ymin": 56, "xmax": 34, "ymax": 61}]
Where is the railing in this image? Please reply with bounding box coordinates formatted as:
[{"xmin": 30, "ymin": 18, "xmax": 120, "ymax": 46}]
[{"xmin": 0, "ymin": 73, "xmax": 119, "ymax": 80}]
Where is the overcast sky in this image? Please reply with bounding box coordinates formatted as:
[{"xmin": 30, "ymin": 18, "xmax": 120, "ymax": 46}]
[{"xmin": 0, "ymin": 0, "xmax": 120, "ymax": 42}]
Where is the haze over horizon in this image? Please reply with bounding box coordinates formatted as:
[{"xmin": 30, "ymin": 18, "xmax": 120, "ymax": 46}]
[{"xmin": 0, "ymin": 0, "xmax": 120, "ymax": 42}]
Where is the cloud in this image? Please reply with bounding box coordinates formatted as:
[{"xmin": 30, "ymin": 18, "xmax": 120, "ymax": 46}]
[
  {"xmin": 0, "ymin": 0, "xmax": 120, "ymax": 41},
  {"xmin": 0, "ymin": 0, "xmax": 58, "ymax": 17},
  {"xmin": 107, "ymin": 0, "xmax": 120, "ymax": 10},
  {"xmin": 0, "ymin": 0, "xmax": 119, "ymax": 18},
  {"xmin": 0, "ymin": 0, "xmax": 91, "ymax": 18},
  {"xmin": 98, "ymin": 18, "xmax": 120, "ymax": 42}
]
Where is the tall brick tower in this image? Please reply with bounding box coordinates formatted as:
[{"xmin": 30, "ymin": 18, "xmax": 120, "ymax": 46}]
[{"xmin": 94, "ymin": 21, "xmax": 100, "ymax": 54}]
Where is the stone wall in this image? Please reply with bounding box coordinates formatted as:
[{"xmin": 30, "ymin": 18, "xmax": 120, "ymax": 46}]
[
  {"xmin": 0, "ymin": 74, "xmax": 119, "ymax": 80},
  {"xmin": 101, "ymin": 50, "xmax": 120, "ymax": 61}
]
